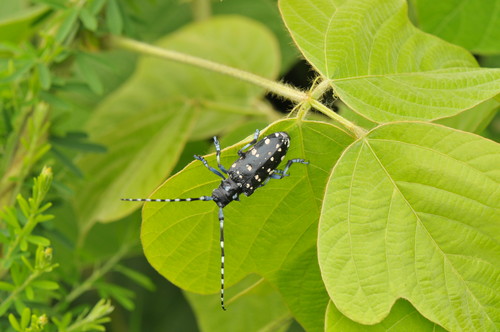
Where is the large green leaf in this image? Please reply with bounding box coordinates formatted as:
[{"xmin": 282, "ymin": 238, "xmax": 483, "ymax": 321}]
[
  {"xmin": 141, "ymin": 119, "xmax": 354, "ymax": 331},
  {"xmin": 186, "ymin": 275, "xmax": 292, "ymax": 332},
  {"xmin": 326, "ymin": 299, "xmax": 446, "ymax": 331},
  {"xmin": 75, "ymin": 99, "xmax": 196, "ymax": 224},
  {"xmin": 75, "ymin": 16, "xmax": 280, "ymax": 225},
  {"xmin": 412, "ymin": 0, "xmax": 500, "ymax": 55},
  {"xmin": 319, "ymin": 122, "xmax": 500, "ymax": 331},
  {"xmin": 279, "ymin": 0, "xmax": 500, "ymax": 123},
  {"xmin": 434, "ymin": 98, "xmax": 500, "ymax": 134},
  {"xmin": 212, "ymin": 0, "xmax": 298, "ymax": 71},
  {"xmin": 88, "ymin": 15, "xmax": 280, "ymax": 140}
]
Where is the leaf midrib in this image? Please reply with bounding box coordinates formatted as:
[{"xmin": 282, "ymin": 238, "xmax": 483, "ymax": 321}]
[{"xmin": 362, "ymin": 137, "xmax": 495, "ymax": 327}]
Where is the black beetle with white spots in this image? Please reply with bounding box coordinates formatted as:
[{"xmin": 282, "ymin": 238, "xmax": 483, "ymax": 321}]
[{"xmin": 122, "ymin": 129, "xmax": 308, "ymax": 310}]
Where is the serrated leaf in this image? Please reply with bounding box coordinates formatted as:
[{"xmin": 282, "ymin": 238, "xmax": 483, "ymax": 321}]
[
  {"xmin": 141, "ymin": 119, "xmax": 354, "ymax": 331},
  {"xmin": 325, "ymin": 299, "xmax": 447, "ymax": 331},
  {"xmin": 319, "ymin": 122, "xmax": 500, "ymax": 331},
  {"xmin": 413, "ymin": 0, "xmax": 500, "ymax": 55},
  {"xmin": 279, "ymin": 0, "xmax": 500, "ymax": 123}
]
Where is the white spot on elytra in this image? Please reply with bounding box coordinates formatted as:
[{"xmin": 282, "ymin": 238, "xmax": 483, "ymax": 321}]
[
  {"xmin": 276, "ymin": 144, "xmax": 280, "ymax": 148},
  {"xmin": 232, "ymin": 163, "xmax": 236, "ymax": 168},
  {"xmin": 265, "ymin": 138, "xmax": 270, "ymax": 144},
  {"xmin": 247, "ymin": 165, "xmax": 252, "ymax": 171},
  {"xmin": 267, "ymin": 168, "xmax": 271, "ymax": 173},
  {"xmin": 246, "ymin": 183, "xmax": 250, "ymax": 188},
  {"xmin": 271, "ymin": 157, "xmax": 274, "ymax": 161},
  {"xmin": 278, "ymin": 148, "xmax": 282, "ymax": 152},
  {"xmin": 281, "ymin": 155, "xmax": 285, "ymax": 160},
  {"xmin": 256, "ymin": 154, "xmax": 260, "ymax": 158},
  {"xmin": 251, "ymin": 149, "xmax": 257, "ymax": 155}
]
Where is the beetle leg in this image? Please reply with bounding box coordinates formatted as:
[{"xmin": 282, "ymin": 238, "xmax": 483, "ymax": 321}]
[
  {"xmin": 238, "ymin": 129, "xmax": 260, "ymax": 157},
  {"xmin": 213, "ymin": 136, "xmax": 228, "ymax": 174},
  {"xmin": 270, "ymin": 159, "xmax": 309, "ymax": 179},
  {"xmin": 194, "ymin": 154, "xmax": 226, "ymax": 180}
]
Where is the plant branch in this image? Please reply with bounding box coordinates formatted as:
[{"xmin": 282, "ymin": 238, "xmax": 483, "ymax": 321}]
[
  {"xmin": 110, "ymin": 37, "xmax": 367, "ymax": 137},
  {"xmin": 309, "ymin": 99, "xmax": 367, "ymax": 138},
  {"xmin": 61, "ymin": 246, "xmax": 129, "ymax": 305},
  {"xmin": 110, "ymin": 36, "xmax": 308, "ymax": 103}
]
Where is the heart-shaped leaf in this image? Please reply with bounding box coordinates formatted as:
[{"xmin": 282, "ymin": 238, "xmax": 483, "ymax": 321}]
[
  {"xmin": 413, "ymin": 0, "xmax": 500, "ymax": 55},
  {"xmin": 141, "ymin": 119, "xmax": 354, "ymax": 330},
  {"xmin": 75, "ymin": 16, "xmax": 280, "ymax": 225},
  {"xmin": 319, "ymin": 122, "xmax": 500, "ymax": 331},
  {"xmin": 75, "ymin": 99, "xmax": 196, "ymax": 224},
  {"xmin": 185, "ymin": 275, "xmax": 292, "ymax": 332},
  {"xmin": 279, "ymin": 0, "xmax": 500, "ymax": 123},
  {"xmin": 434, "ymin": 98, "xmax": 500, "ymax": 133},
  {"xmin": 88, "ymin": 15, "xmax": 280, "ymax": 140},
  {"xmin": 326, "ymin": 299, "xmax": 447, "ymax": 331}
]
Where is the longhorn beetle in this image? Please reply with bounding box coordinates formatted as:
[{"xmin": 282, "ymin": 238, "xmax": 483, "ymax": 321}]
[{"xmin": 122, "ymin": 129, "xmax": 308, "ymax": 310}]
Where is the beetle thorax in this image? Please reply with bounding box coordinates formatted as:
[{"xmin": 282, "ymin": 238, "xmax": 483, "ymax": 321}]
[{"xmin": 211, "ymin": 178, "xmax": 241, "ymax": 208}]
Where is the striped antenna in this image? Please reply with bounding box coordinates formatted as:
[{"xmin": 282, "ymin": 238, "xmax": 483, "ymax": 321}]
[
  {"xmin": 218, "ymin": 207, "xmax": 226, "ymax": 310},
  {"xmin": 121, "ymin": 196, "xmax": 213, "ymax": 202},
  {"xmin": 122, "ymin": 195, "xmax": 228, "ymax": 310}
]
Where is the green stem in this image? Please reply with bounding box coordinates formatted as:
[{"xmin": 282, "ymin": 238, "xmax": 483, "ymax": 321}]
[
  {"xmin": 110, "ymin": 36, "xmax": 308, "ymax": 103},
  {"xmin": 310, "ymin": 78, "xmax": 331, "ymax": 100},
  {"xmin": 226, "ymin": 277, "xmax": 265, "ymax": 306},
  {"xmin": 0, "ymin": 269, "xmax": 42, "ymax": 315},
  {"xmin": 62, "ymin": 246, "xmax": 129, "ymax": 305},
  {"xmin": 309, "ymin": 99, "xmax": 366, "ymax": 138},
  {"xmin": 0, "ymin": 199, "xmax": 46, "ymax": 279}
]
